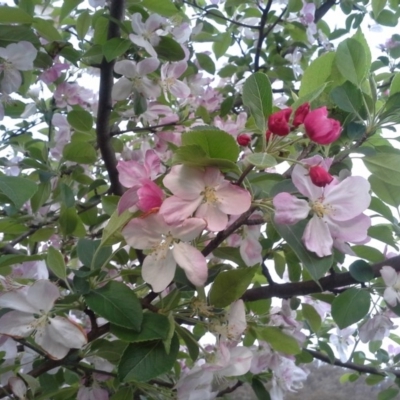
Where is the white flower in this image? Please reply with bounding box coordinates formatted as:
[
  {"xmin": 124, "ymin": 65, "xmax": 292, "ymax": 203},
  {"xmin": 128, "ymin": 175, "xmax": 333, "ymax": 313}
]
[
  {"xmin": 359, "ymin": 314, "xmax": 394, "ymax": 343},
  {"xmin": 381, "ymin": 266, "xmax": 400, "ymax": 306},
  {"xmin": 0, "ymin": 280, "xmax": 87, "ymax": 359},
  {"xmin": 0, "ymin": 41, "xmax": 37, "ymax": 94}
]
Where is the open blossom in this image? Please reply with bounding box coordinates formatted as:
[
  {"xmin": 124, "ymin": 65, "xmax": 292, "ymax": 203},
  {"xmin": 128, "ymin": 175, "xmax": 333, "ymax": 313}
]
[
  {"xmin": 304, "ymin": 107, "xmax": 341, "ymax": 144},
  {"xmin": 159, "ymin": 165, "xmax": 251, "ymax": 231},
  {"xmin": 112, "ymin": 58, "xmax": 161, "ymax": 101},
  {"xmin": 0, "ymin": 41, "xmax": 37, "ymax": 94},
  {"xmin": 381, "ymin": 266, "xmax": 400, "ymax": 306},
  {"xmin": 122, "ymin": 213, "xmax": 208, "ymax": 292},
  {"xmin": 0, "ymin": 280, "xmax": 87, "ymax": 359},
  {"xmin": 359, "ymin": 314, "xmax": 394, "ymax": 343},
  {"xmin": 329, "ymin": 327, "xmax": 355, "ymax": 362},
  {"xmin": 273, "ymin": 155, "xmax": 371, "ymax": 257},
  {"xmin": 129, "ymin": 13, "xmax": 165, "ymax": 58},
  {"xmin": 160, "ymin": 61, "xmax": 191, "ymax": 99}
]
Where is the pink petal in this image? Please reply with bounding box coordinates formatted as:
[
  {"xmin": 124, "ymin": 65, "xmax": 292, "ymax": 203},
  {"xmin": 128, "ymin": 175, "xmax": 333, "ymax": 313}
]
[
  {"xmin": 228, "ymin": 300, "xmax": 247, "ymax": 338},
  {"xmin": 144, "ymin": 150, "xmax": 161, "ymax": 179},
  {"xmin": 240, "ymin": 237, "xmax": 262, "ymax": 266},
  {"xmin": 122, "ymin": 215, "xmax": 164, "ymax": 249},
  {"xmin": 216, "ymin": 182, "xmax": 251, "ymax": 216},
  {"xmin": 273, "ymin": 193, "xmax": 310, "ymax": 225},
  {"xmin": 142, "ymin": 250, "xmax": 176, "ymax": 292},
  {"xmin": 137, "ymin": 181, "xmax": 164, "ymax": 212},
  {"xmin": 196, "ymin": 202, "xmax": 228, "ymax": 231},
  {"xmin": 173, "ymin": 242, "xmax": 208, "ymax": 287},
  {"xmin": 384, "ymin": 287, "xmax": 399, "ymax": 307},
  {"xmin": 117, "ymin": 160, "xmax": 148, "ymax": 188},
  {"xmin": 114, "ymin": 60, "xmax": 138, "ymax": 78},
  {"xmin": 324, "ymin": 176, "xmax": 371, "ymax": 221},
  {"xmin": 163, "ymin": 165, "xmax": 205, "ymax": 200},
  {"xmin": 327, "ymin": 213, "xmax": 370, "ymax": 243},
  {"xmin": 218, "ymin": 346, "xmax": 253, "ymax": 377},
  {"xmin": 292, "ymin": 163, "xmax": 324, "ymax": 200},
  {"xmin": 168, "ymin": 60, "xmax": 187, "ymax": 78},
  {"xmin": 117, "ymin": 186, "xmax": 139, "ymax": 214},
  {"xmin": 112, "ymin": 77, "xmax": 133, "ymax": 101},
  {"xmin": 302, "ymin": 215, "xmax": 333, "ymax": 257},
  {"xmin": 169, "ymin": 217, "xmax": 206, "ymax": 241},
  {"xmin": 170, "ymin": 80, "xmax": 191, "ymax": 98},
  {"xmin": 160, "ymin": 196, "xmax": 203, "ymax": 225},
  {"xmin": 136, "ymin": 58, "xmax": 160, "ymax": 76},
  {"xmin": 0, "ymin": 288, "xmax": 37, "ymax": 313}
]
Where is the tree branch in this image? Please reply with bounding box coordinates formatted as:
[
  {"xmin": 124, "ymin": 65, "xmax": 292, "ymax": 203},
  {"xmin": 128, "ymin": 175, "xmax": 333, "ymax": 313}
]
[
  {"xmin": 96, "ymin": 0, "xmax": 125, "ymax": 196},
  {"xmin": 306, "ymin": 348, "xmax": 400, "ymax": 378},
  {"xmin": 254, "ymin": 0, "xmax": 273, "ymax": 72},
  {"xmin": 242, "ymin": 255, "xmax": 400, "ymax": 302},
  {"xmin": 314, "ymin": 0, "xmax": 337, "ymax": 23}
]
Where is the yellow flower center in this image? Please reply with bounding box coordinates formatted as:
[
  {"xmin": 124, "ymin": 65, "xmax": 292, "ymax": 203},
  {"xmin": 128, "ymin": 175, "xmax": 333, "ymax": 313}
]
[
  {"xmin": 203, "ymin": 186, "xmax": 218, "ymax": 204},
  {"xmin": 310, "ymin": 198, "xmax": 333, "ymax": 218}
]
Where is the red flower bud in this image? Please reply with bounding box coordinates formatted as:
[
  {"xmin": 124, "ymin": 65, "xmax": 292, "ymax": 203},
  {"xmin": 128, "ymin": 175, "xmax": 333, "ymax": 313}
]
[
  {"xmin": 237, "ymin": 133, "xmax": 251, "ymax": 146},
  {"xmin": 268, "ymin": 108, "xmax": 292, "ymax": 136},
  {"xmin": 293, "ymin": 102, "xmax": 310, "ymax": 127},
  {"xmin": 304, "ymin": 107, "xmax": 341, "ymax": 145},
  {"xmin": 309, "ymin": 165, "xmax": 334, "ymax": 187}
]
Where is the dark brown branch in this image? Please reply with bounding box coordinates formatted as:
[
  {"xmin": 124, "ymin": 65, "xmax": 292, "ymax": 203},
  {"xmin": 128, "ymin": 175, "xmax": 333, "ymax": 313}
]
[
  {"xmin": 306, "ymin": 349, "xmax": 400, "ymax": 378},
  {"xmin": 202, "ymin": 207, "xmax": 256, "ymax": 257},
  {"xmin": 254, "ymin": 0, "xmax": 272, "ymax": 72},
  {"xmin": 314, "ymin": 0, "xmax": 337, "ymax": 23},
  {"xmin": 263, "ymin": 6, "xmax": 287, "ymax": 39},
  {"xmin": 96, "ymin": 0, "xmax": 125, "ymax": 196},
  {"xmin": 242, "ymin": 255, "xmax": 400, "ymax": 302},
  {"xmin": 114, "ymin": 122, "xmax": 179, "ymax": 135},
  {"xmin": 217, "ymin": 381, "xmax": 243, "ymax": 397}
]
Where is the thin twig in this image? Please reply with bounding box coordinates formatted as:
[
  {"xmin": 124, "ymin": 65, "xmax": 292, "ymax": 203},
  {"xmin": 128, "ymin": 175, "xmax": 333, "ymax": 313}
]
[{"xmin": 254, "ymin": 0, "xmax": 273, "ymax": 72}]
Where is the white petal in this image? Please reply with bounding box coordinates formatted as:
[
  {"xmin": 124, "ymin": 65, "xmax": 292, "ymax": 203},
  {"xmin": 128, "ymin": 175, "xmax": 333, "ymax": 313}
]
[
  {"xmin": 142, "ymin": 250, "xmax": 176, "ymax": 292},
  {"xmin": 0, "ymin": 311, "xmax": 34, "ymax": 338},
  {"xmin": 114, "ymin": 60, "xmax": 138, "ymax": 78},
  {"xmin": 302, "ymin": 216, "xmax": 333, "ymax": 257},
  {"xmin": 292, "ymin": 163, "xmax": 323, "ymax": 200},
  {"xmin": 47, "ymin": 316, "xmax": 87, "ymax": 348},
  {"xmin": 381, "ymin": 266, "xmax": 398, "ymax": 287},
  {"xmin": 35, "ymin": 324, "xmax": 71, "ymax": 360},
  {"xmin": 27, "ymin": 280, "xmax": 60, "ymax": 312},
  {"xmin": 0, "ymin": 287, "xmax": 37, "ymax": 313},
  {"xmin": 173, "ymin": 242, "xmax": 208, "ymax": 287},
  {"xmin": 169, "ymin": 217, "xmax": 206, "ymax": 241}
]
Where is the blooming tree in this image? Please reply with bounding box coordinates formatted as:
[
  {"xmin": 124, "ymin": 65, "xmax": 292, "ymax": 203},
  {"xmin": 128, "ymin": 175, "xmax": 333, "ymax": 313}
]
[{"xmin": 1, "ymin": 0, "xmax": 400, "ymax": 399}]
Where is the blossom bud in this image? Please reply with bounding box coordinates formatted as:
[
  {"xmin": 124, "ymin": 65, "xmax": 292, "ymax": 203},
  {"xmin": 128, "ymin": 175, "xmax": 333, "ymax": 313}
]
[
  {"xmin": 309, "ymin": 165, "xmax": 333, "ymax": 187},
  {"xmin": 266, "ymin": 130, "xmax": 272, "ymax": 142},
  {"xmin": 268, "ymin": 108, "xmax": 292, "ymax": 136},
  {"xmin": 304, "ymin": 106, "xmax": 341, "ymax": 144},
  {"xmin": 293, "ymin": 102, "xmax": 310, "ymax": 127},
  {"xmin": 237, "ymin": 133, "xmax": 251, "ymax": 146}
]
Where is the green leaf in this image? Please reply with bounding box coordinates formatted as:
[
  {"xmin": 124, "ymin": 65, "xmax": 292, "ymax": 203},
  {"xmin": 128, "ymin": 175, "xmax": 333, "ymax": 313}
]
[
  {"xmin": 378, "ymin": 388, "xmax": 400, "ymax": 400},
  {"xmin": 0, "ymin": 6, "xmax": 33, "ymax": 23},
  {"xmin": 141, "ymin": 0, "xmax": 179, "ymax": 16},
  {"xmin": 59, "ymin": 207, "xmax": 78, "ymax": 236},
  {"xmin": 181, "ymin": 128, "xmax": 239, "ymax": 162},
  {"xmin": 376, "ymin": 9, "xmax": 398, "ymax": 26},
  {"xmin": 154, "ymin": 36, "xmax": 185, "ymax": 61},
  {"xmin": 302, "ymin": 303, "xmax": 322, "ymax": 333},
  {"xmin": 331, "ymin": 288, "xmax": 371, "ymax": 329},
  {"xmin": 63, "ymin": 141, "xmax": 97, "ymax": 164},
  {"xmin": 60, "ymin": 0, "xmax": 83, "ymax": 22},
  {"xmin": 209, "ymin": 267, "xmax": 257, "ymax": 308},
  {"xmin": 251, "ymin": 378, "xmax": 271, "ymax": 400},
  {"xmin": 85, "ymin": 281, "xmax": 143, "ymax": 330},
  {"xmin": 272, "ymin": 220, "xmax": 333, "ymax": 281},
  {"xmin": 242, "ymin": 72, "xmax": 273, "ymax": 134},
  {"xmin": 101, "ymin": 209, "xmax": 135, "ymax": 246},
  {"xmin": 368, "ymin": 225, "xmax": 397, "ymax": 248},
  {"xmin": 335, "ymin": 38, "xmax": 367, "ymax": 86},
  {"xmin": 0, "ymin": 176, "xmax": 38, "ymax": 209},
  {"xmin": 33, "ymin": 18, "xmax": 62, "ymax": 41},
  {"xmin": 196, "ymin": 53, "xmax": 216, "ymax": 75},
  {"xmin": 212, "ymin": 31, "xmax": 231, "ymax": 59},
  {"xmin": 77, "ymin": 238, "xmax": 112, "ymax": 269},
  {"xmin": 46, "ymin": 246, "xmax": 67, "ymax": 281},
  {"xmin": 76, "ymin": 10, "xmax": 91, "ymax": 40},
  {"xmin": 67, "ymin": 109, "xmax": 93, "ymax": 132},
  {"xmin": 0, "ymin": 254, "xmax": 44, "ymax": 269},
  {"xmin": 30, "ymin": 181, "xmax": 51, "ymax": 212},
  {"xmin": 390, "ymin": 73, "xmax": 400, "ymax": 96},
  {"xmin": 245, "ymin": 153, "xmax": 277, "ymax": 169},
  {"xmin": 111, "ymin": 387, "xmax": 134, "ymax": 400},
  {"xmin": 256, "ymin": 326, "xmax": 301, "ymax": 355},
  {"xmin": 364, "ymin": 153, "xmax": 400, "ymax": 186},
  {"xmin": 352, "ymin": 245, "xmax": 384, "ymax": 263},
  {"xmin": 349, "ymin": 260, "xmax": 375, "ymax": 282},
  {"xmin": 0, "ymin": 25, "xmax": 40, "ymax": 47},
  {"xmin": 299, "ymin": 52, "xmax": 335, "ymax": 97},
  {"xmin": 351, "ymin": 29, "xmax": 371, "ymax": 73},
  {"xmin": 110, "ymin": 313, "xmax": 169, "ymax": 342},
  {"xmin": 103, "ymin": 38, "xmax": 131, "ymax": 62},
  {"xmin": 372, "ymin": 0, "xmax": 387, "ymax": 18},
  {"xmin": 118, "ymin": 334, "xmax": 179, "ymax": 382},
  {"xmin": 330, "ymin": 81, "xmax": 363, "ymax": 113},
  {"xmin": 174, "ymin": 324, "xmax": 199, "ymax": 361},
  {"xmin": 369, "ymin": 176, "xmax": 400, "ymax": 208}
]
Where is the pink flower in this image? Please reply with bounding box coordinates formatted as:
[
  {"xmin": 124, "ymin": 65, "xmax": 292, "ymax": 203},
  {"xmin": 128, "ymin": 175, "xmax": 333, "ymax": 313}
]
[
  {"xmin": 308, "ymin": 165, "xmax": 333, "ymax": 187},
  {"xmin": 122, "ymin": 213, "xmax": 208, "ymax": 292},
  {"xmin": 40, "ymin": 62, "xmax": 69, "ymax": 84},
  {"xmin": 273, "ymin": 155, "xmax": 371, "ymax": 257},
  {"xmin": 160, "ymin": 61, "xmax": 191, "ymax": 99},
  {"xmin": 381, "ymin": 266, "xmax": 400, "ymax": 306},
  {"xmin": 359, "ymin": 314, "xmax": 393, "ymax": 343},
  {"xmin": 268, "ymin": 108, "xmax": 292, "ymax": 136},
  {"xmin": 293, "ymin": 102, "xmax": 310, "ymax": 127},
  {"xmin": 159, "ymin": 165, "xmax": 252, "ymax": 231},
  {"xmin": 304, "ymin": 107, "xmax": 341, "ymax": 144}
]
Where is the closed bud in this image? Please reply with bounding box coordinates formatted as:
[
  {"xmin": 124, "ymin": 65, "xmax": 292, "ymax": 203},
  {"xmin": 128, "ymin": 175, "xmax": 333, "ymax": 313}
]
[
  {"xmin": 268, "ymin": 108, "xmax": 292, "ymax": 136},
  {"xmin": 293, "ymin": 102, "xmax": 310, "ymax": 127},
  {"xmin": 237, "ymin": 133, "xmax": 251, "ymax": 146},
  {"xmin": 304, "ymin": 106, "xmax": 341, "ymax": 144},
  {"xmin": 309, "ymin": 165, "xmax": 334, "ymax": 187}
]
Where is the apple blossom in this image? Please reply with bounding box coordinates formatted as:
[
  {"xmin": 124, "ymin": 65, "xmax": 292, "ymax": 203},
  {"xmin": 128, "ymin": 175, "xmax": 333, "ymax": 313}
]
[
  {"xmin": 359, "ymin": 314, "xmax": 394, "ymax": 343},
  {"xmin": 268, "ymin": 108, "xmax": 292, "ymax": 136},
  {"xmin": 112, "ymin": 58, "xmax": 161, "ymax": 101},
  {"xmin": 237, "ymin": 133, "xmax": 251, "ymax": 146},
  {"xmin": 122, "ymin": 213, "xmax": 208, "ymax": 292},
  {"xmin": 160, "ymin": 61, "xmax": 191, "ymax": 99},
  {"xmin": 0, "ymin": 280, "xmax": 87, "ymax": 359},
  {"xmin": 0, "ymin": 41, "xmax": 37, "ymax": 94},
  {"xmin": 308, "ymin": 165, "xmax": 334, "ymax": 187},
  {"xmin": 8, "ymin": 377, "xmax": 27, "ymax": 400},
  {"xmin": 381, "ymin": 266, "xmax": 400, "ymax": 306},
  {"xmin": 273, "ymin": 156, "xmax": 371, "ymax": 257},
  {"xmin": 329, "ymin": 327, "xmax": 355, "ymax": 362},
  {"xmin": 160, "ymin": 165, "xmax": 252, "ymax": 231},
  {"xmin": 303, "ymin": 106, "xmax": 341, "ymax": 144},
  {"xmin": 129, "ymin": 13, "xmax": 165, "ymax": 58},
  {"xmin": 292, "ymin": 102, "xmax": 310, "ymax": 126}
]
